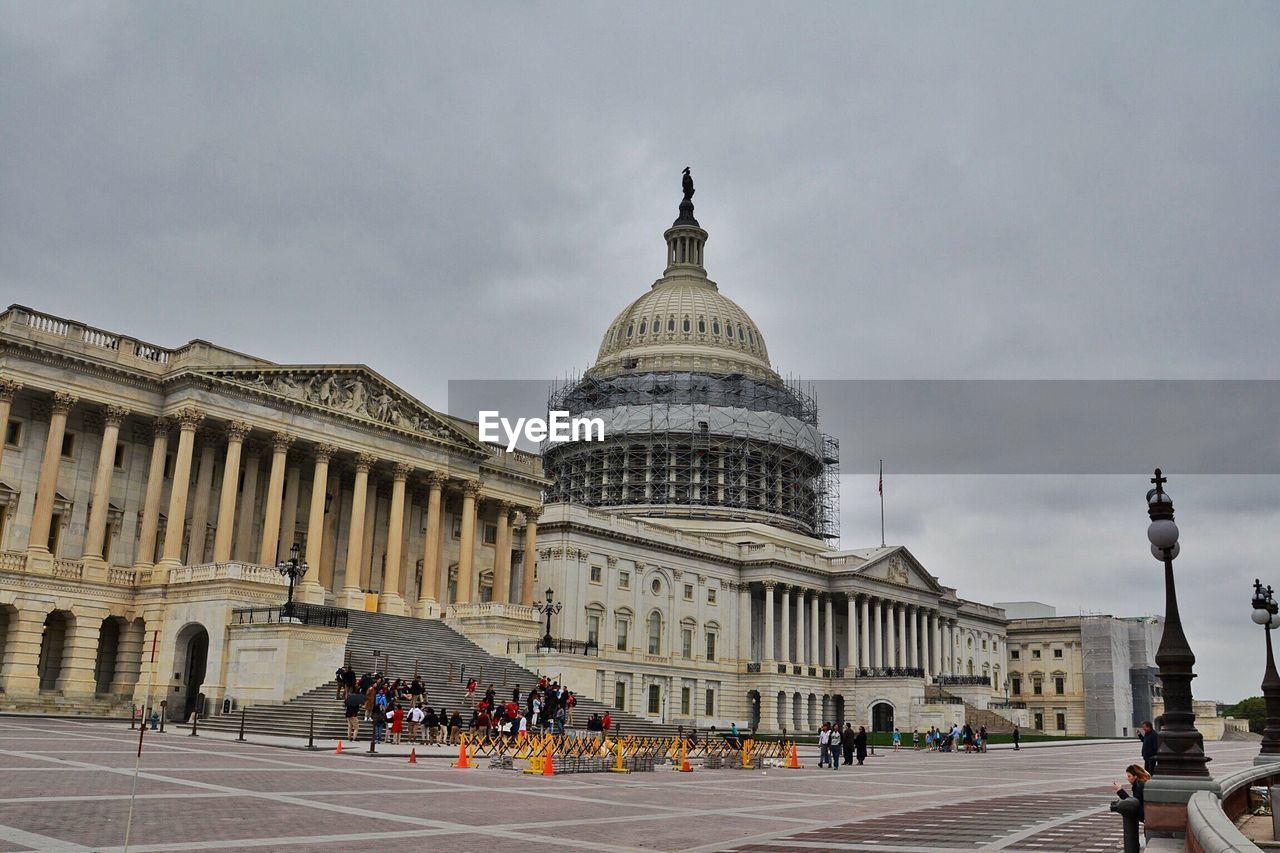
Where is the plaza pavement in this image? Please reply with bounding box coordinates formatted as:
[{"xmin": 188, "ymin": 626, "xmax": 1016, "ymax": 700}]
[{"xmin": 0, "ymin": 717, "xmax": 1258, "ymax": 852}]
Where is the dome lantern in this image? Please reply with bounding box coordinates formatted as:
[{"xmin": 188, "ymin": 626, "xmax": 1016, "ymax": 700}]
[{"xmin": 664, "ymin": 167, "xmax": 709, "ymax": 276}]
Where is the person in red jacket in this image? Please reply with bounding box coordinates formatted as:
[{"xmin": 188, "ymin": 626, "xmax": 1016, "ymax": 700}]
[
  {"xmin": 389, "ymin": 704, "xmax": 406, "ymax": 745},
  {"xmin": 602, "ymin": 711, "xmax": 613, "ymax": 733}
]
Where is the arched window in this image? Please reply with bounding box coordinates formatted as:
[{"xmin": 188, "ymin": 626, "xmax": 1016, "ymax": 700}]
[
  {"xmin": 647, "ymin": 611, "xmax": 662, "ymax": 655},
  {"xmin": 639, "ymin": 320, "xmax": 646, "ymax": 335},
  {"xmin": 725, "ymin": 321, "xmax": 733, "ymax": 338},
  {"xmin": 626, "ymin": 322, "xmax": 634, "ymax": 338},
  {"xmin": 668, "ymin": 317, "xmax": 676, "ymax": 332},
  {"xmin": 683, "ymin": 317, "xmax": 691, "ymax": 333},
  {"xmin": 697, "ymin": 319, "xmax": 706, "ymax": 334},
  {"xmin": 712, "ymin": 320, "xmax": 720, "ymax": 335}
]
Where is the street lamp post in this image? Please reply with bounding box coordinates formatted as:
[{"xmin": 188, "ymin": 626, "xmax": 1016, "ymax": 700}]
[
  {"xmin": 1145, "ymin": 469, "xmax": 1210, "ymax": 778},
  {"xmin": 1250, "ymin": 579, "xmax": 1280, "ymax": 762},
  {"xmin": 276, "ymin": 542, "xmax": 309, "ymax": 621},
  {"xmin": 534, "ymin": 587, "xmax": 562, "ymax": 650}
]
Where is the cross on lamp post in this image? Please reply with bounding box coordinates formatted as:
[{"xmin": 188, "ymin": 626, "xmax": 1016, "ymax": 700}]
[
  {"xmin": 1145, "ymin": 468, "xmax": 1210, "ymax": 778},
  {"xmin": 1250, "ymin": 579, "xmax": 1280, "ymax": 761},
  {"xmin": 276, "ymin": 542, "xmax": 309, "ymax": 621},
  {"xmin": 534, "ymin": 587, "xmax": 562, "ymax": 650}
]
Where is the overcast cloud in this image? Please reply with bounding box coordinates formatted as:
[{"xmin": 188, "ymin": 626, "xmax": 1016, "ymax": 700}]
[{"xmin": 2, "ymin": 2, "xmax": 1278, "ymax": 702}]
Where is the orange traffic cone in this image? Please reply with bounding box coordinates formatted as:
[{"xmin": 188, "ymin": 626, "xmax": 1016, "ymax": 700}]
[
  {"xmin": 452, "ymin": 736, "xmax": 473, "ymax": 769},
  {"xmin": 408, "ymin": 748, "xmax": 417, "ymax": 764},
  {"xmin": 335, "ymin": 740, "xmax": 343, "ymax": 754},
  {"xmin": 679, "ymin": 740, "xmax": 693, "ymax": 772},
  {"xmin": 785, "ymin": 741, "xmax": 803, "ymax": 769},
  {"xmin": 542, "ymin": 745, "xmax": 555, "ymax": 777}
]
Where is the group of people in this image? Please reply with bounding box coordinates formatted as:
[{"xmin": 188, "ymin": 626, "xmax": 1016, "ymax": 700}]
[
  {"xmin": 334, "ymin": 666, "xmax": 585, "ymax": 744},
  {"xmin": 890, "ymin": 723, "xmax": 992, "ymax": 753},
  {"xmin": 816, "ymin": 722, "xmax": 871, "ymax": 767}
]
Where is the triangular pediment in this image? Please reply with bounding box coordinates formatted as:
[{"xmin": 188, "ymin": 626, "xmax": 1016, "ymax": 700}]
[
  {"xmin": 855, "ymin": 546, "xmax": 943, "ymax": 592},
  {"xmin": 199, "ymin": 366, "xmax": 488, "ymax": 453}
]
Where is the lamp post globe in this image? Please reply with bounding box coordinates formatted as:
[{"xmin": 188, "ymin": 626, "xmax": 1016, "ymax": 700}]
[
  {"xmin": 1144, "ymin": 469, "xmax": 1211, "ymax": 778},
  {"xmin": 1250, "ymin": 579, "xmax": 1280, "ymax": 762},
  {"xmin": 276, "ymin": 542, "xmax": 309, "ymax": 621}
]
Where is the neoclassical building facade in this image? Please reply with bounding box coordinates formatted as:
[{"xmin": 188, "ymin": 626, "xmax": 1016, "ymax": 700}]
[{"xmin": 0, "ymin": 305, "xmax": 543, "ymax": 717}]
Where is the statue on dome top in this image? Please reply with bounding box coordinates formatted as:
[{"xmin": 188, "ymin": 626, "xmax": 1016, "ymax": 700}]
[{"xmin": 682, "ymin": 167, "xmax": 695, "ymax": 202}]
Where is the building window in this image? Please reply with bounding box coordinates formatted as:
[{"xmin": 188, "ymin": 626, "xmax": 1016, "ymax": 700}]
[
  {"xmin": 4, "ymin": 420, "xmax": 22, "ymax": 448},
  {"xmin": 587, "ymin": 614, "xmax": 600, "ymax": 647},
  {"xmin": 113, "ymin": 444, "xmax": 126, "ymax": 469},
  {"xmin": 103, "ymin": 521, "xmax": 115, "ymax": 562},
  {"xmin": 1055, "ymin": 711, "xmax": 1066, "ymax": 731},
  {"xmin": 681, "ymin": 628, "xmax": 693, "ymax": 659},
  {"xmin": 647, "ymin": 684, "xmax": 661, "ymax": 714},
  {"xmin": 618, "ymin": 571, "xmax": 630, "ymax": 590},
  {"xmin": 60, "ymin": 432, "xmax": 76, "ymax": 459},
  {"xmin": 707, "ymin": 588, "xmax": 717, "ymax": 604},
  {"xmin": 1034, "ymin": 711, "xmax": 1044, "ymax": 730},
  {"xmin": 981, "ymin": 639, "xmax": 988, "ymax": 650},
  {"xmin": 1011, "ymin": 677, "xmax": 1022, "ymax": 695},
  {"xmin": 1033, "ymin": 679, "xmax": 1043, "ymax": 695},
  {"xmin": 705, "ymin": 632, "xmax": 717, "ymax": 661},
  {"xmin": 683, "ymin": 583, "xmax": 693, "ymax": 600},
  {"xmin": 1054, "ymin": 677, "xmax": 1065, "ymax": 695},
  {"xmin": 614, "ymin": 682, "xmax": 626, "ymax": 711},
  {"xmin": 0, "ymin": 505, "xmax": 7, "ymax": 550},
  {"xmin": 650, "ymin": 578, "xmax": 661, "ymax": 595},
  {"xmin": 47, "ymin": 512, "xmax": 62, "ymax": 555},
  {"xmin": 615, "ymin": 618, "xmax": 629, "ymax": 652},
  {"xmin": 680, "ymin": 686, "xmax": 691, "ymax": 715},
  {"xmin": 705, "ymin": 688, "xmax": 715, "ymax": 716},
  {"xmin": 451, "ymin": 516, "xmax": 462, "ymax": 538},
  {"xmin": 647, "ymin": 612, "xmax": 662, "ymax": 655},
  {"xmin": 1053, "ymin": 648, "xmax": 1063, "ymax": 659},
  {"xmin": 590, "ymin": 565, "xmax": 602, "ymax": 583},
  {"xmin": 483, "ymin": 524, "xmax": 497, "ymax": 545},
  {"xmin": 1031, "ymin": 649, "xmax": 1041, "ymax": 659},
  {"xmin": 1011, "ymin": 649, "xmax": 1020, "ymax": 660}
]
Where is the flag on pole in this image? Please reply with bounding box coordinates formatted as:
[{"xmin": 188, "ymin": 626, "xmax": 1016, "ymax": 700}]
[{"xmin": 878, "ymin": 460, "xmax": 883, "ymax": 496}]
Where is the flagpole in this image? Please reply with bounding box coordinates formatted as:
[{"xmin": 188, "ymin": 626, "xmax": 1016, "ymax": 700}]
[{"xmin": 879, "ymin": 459, "xmax": 885, "ymax": 547}]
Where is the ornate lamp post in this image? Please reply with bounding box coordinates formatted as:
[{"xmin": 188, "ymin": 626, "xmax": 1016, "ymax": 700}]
[
  {"xmin": 534, "ymin": 587, "xmax": 562, "ymax": 650},
  {"xmin": 1145, "ymin": 469, "xmax": 1210, "ymax": 778},
  {"xmin": 1250, "ymin": 579, "xmax": 1280, "ymax": 762},
  {"xmin": 276, "ymin": 542, "xmax": 309, "ymax": 620}
]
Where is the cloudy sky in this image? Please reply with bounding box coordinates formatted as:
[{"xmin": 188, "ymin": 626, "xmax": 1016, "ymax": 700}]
[{"xmin": 3, "ymin": 2, "xmax": 1278, "ymax": 702}]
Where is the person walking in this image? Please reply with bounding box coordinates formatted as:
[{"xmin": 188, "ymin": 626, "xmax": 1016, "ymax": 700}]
[
  {"xmin": 891, "ymin": 727, "xmax": 901, "ymax": 752},
  {"xmin": 1113, "ymin": 764, "xmax": 1150, "ymax": 822},
  {"xmin": 818, "ymin": 722, "xmax": 832, "ymax": 768},
  {"xmin": 854, "ymin": 726, "xmax": 868, "ymax": 765},
  {"xmin": 829, "ymin": 724, "xmax": 842, "ymax": 770},
  {"xmin": 343, "ymin": 692, "xmax": 362, "ymax": 741},
  {"xmin": 1012, "ymin": 724, "xmax": 1020, "ymax": 750},
  {"xmin": 911, "ymin": 729, "xmax": 919, "ymax": 751},
  {"xmin": 842, "ymin": 723, "xmax": 855, "ymax": 765},
  {"xmin": 1139, "ymin": 721, "xmax": 1158, "ymax": 774}
]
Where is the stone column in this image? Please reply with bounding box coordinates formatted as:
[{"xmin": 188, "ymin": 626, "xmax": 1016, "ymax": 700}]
[
  {"xmin": 299, "ymin": 443, "xmax": 335, "ymax": 603},
  {"xmin": 859, "ymin": 595, "xmax": 869, "ymax": 669},
  {"xmin": 57, "ymin": 610, "xmax": 105, "ymax": 697},
  {"xmin": 0, "ymin": 607, "xmax": 48, "ymax": 694},
  {"xmin": 794, "ymin": 589, "xmax": 806, "ymax": 666},
  {"xmin": 780, "ymin": 585, "xmax": 791, "ymax": 664},
  {"xmin": 359, "ymin": 475, "xmax": 380, "ymax": 589},
  {"xmin": 136, "ymin": 419, "xmax": 170, "ymax": 568},
  {"xmin": 319, "ymin": 470, "xmax": 341, "ymax": 588},
  {"xmin": 257, "ymin": 432, "xmax": 294, "ymax": 566},
  {"xmin": 158, "ymin": 408, "xmax": 203, "ymax": 567},
  {"xmin": 454, "ymin": 481, "xmax": 481, "ymax": 604},
  {"xmin": 737, "ymin": 582, "xmax": 752, "ymax": 662},
  {"xmin": 922, "ymin": 610, "xmax": 932, "ymax": 674},
  {"xmin": 414, "ymin": 472, "xmax": 446, "ymax": 616},
  {"xmin": 930, "ymin": 611, "xmax": 941, "ymax": 677},
  {"xmin": 823, "ymin": 594, "xmax": 834, "ymax": 669},
  {"xmin": 809, "ymin": 592, "xmax": 820, "ymax": 667},
  {"xmin": 82, "ymin": 404, "xmax": 129, "ymax": 563},
  {"xmin": 336, "ymin": 453, "xmax": 375, "ymax": 608},
  {"xmin": 378, "ymin": 463, "xmax": 410, "ymax": 615},
  {"xmin": 109, "ymin": 618, "xmax": 145, "ymax": 696},
  {"xmin": 945, "ymin": 620, "xmax": 954, "ymax": 676},
  {"xmin": 0, "ymin": 379, "xmax": 22, "ymax": 474},
  {"xmin": 519, "ymin": 506, "xmax": 541, "ymax": 607},
  {"xmin": 490, "ymin": 501, "xmax": 512, "ymax": 603},
  {"xmin": 885, "ymin": 601, "xmax": 897, "ymax": 668},
  {"xmin": 278, "ymin": 455, "xmax": 302, "ymax": 560},
  {"xmin": 907, "ymin": 605, "xmax": 918, "ymax": 669},
  {"xmin": 763, "ymin": 582, "xmax": 776, "ymax": 663},
  {"xmin": 234, "ymin": 441, "xmax": 263, "ymax": 561},
  {"xmin": 871, "ymin": 598, "xmax": 883, "ymax": 668},
  {"xmin": 211, "ymin": 422, "xmax": 250, "ymax": 562},
  {"xmin": 846, "ymin": 593, "xmax": 858, "ymax": 672},
  {"xmin": 184, "ymin": 431, "xmax": 217, "ymax": 565},
  {"xmin": 28, "ymin": 391, "xmax": 77, "ymax": 555}
]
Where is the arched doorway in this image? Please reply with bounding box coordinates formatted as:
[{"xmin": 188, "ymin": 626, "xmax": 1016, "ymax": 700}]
[
  {"xmin": 776, "ymin": 691, "xmax": 786, "ymax": 729},
  {"xmin": 38, "ymin": 611, "xmax": 71, "ymax": 691},
  {"xmin": 747, "ymin": 690, "xmax": 761, "ymax": 731},
  {"xmin": 173, "ymin": 624, "xmax": 209, "ymax": 720},
  {"xmin": 871, "ymin": 701, "xmax": 895, "ymax": 732},
  {"xmin": 833, "ymin": 694, "xmax": 846, "ymax": 726},
  {"xmin": 94, "ymin": 617, "xmax": 124, "ymax": 694}
]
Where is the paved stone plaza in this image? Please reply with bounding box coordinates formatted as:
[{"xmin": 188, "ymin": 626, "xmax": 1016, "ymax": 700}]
[{"xmin": 0, "ymin": 718, "xmax": 1261, "ymax": 852}]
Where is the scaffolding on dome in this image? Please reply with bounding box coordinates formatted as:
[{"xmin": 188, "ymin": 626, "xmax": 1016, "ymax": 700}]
[{"xmin": 542, "ymin": 373, "xmax": 840, "ymax": 540}]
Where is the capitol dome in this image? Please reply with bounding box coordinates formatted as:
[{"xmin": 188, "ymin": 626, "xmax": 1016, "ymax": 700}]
[{"xmin": 544, "ymin": 172, "xmax": 838, "ymax": 539}]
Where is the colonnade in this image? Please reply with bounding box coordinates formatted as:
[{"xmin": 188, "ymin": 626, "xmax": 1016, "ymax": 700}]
[
  {"xmin": 748, "ymin": 582, "xmax": 967, "ymax": 677},
  {"xmin": 3, "ymin": 389, "xmax": 543, "ymax": 613}
]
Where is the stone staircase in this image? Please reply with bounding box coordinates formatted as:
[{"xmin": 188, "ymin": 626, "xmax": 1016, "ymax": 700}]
[
  {"xmin": 925, "ymin": 685, "xmax": 1029, "ymax": 734},
  {"xmin": 190, "ymin": 609, "xmax": 680, "ymax": 739}
]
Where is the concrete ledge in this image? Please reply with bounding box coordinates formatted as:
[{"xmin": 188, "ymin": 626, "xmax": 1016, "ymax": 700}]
[{"xmin": 1186, "ymin": 790, "xmax": 1253, "ymax": 853}]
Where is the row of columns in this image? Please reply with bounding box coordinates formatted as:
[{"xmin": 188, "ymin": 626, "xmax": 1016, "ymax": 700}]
[
  {"xmin": 752, "ymin": 582, "xmax": 967, "ymax": 677},
  {"xmin": 1, "ymin": 387, "xmax": 545, "ymax": 613}
]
